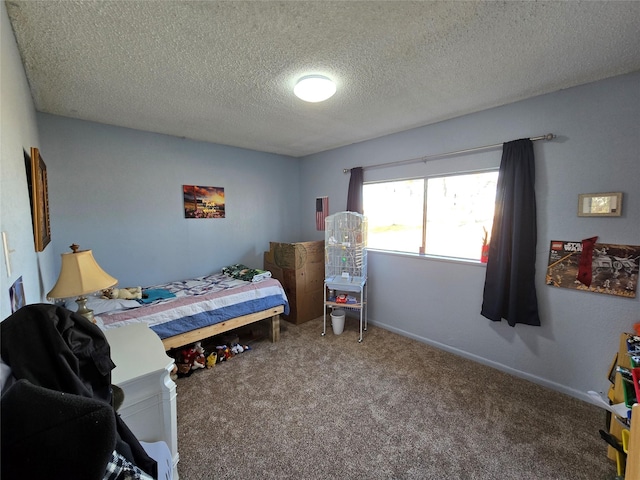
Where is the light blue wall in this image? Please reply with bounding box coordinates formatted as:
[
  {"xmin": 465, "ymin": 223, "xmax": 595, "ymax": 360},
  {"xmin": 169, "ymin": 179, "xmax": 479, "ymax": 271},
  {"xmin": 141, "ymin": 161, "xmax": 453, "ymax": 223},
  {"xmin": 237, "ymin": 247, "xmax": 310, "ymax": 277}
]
[
  {"xmin": 37, "ymin": 115, "xmax": 301, "ymax": 287},
  {"xmin": 3, "ymin": 0, "xmax": 638, "ymax": 401},
  {"xmin": 300, "ymin": 71, "xmax": 640, "ymax": 401},
  {"xmin": 0, "ymin": 1, "xmax": 55, "ymax": 320}
]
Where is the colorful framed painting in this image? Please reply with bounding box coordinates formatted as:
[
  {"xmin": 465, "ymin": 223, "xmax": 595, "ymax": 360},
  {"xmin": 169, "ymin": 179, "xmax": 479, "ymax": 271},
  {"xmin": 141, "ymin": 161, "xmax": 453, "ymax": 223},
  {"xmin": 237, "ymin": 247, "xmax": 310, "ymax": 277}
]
[
  {"xmin": 25, "ymin": 147, "xmax": 51, "ymax": 251},
  {"xmin": 183, "ymin": 185, "xmax": 225, "ymax": 218}
]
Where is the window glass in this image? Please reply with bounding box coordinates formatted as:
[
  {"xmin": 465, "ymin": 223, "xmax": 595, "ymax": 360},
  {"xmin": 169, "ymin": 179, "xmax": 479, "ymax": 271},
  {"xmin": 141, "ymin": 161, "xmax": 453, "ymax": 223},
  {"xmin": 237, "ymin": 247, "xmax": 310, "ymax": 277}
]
[
  {"xmin": 363, "ymin": 179, "xmax": 424, "ymax": 253},
  {"xmin": 425, "ymin": 171, "xmax": 498, "ymax": 259},
  {"xmin": 363, "ymin": 171, "xmax": 498, "ymax": 260}
]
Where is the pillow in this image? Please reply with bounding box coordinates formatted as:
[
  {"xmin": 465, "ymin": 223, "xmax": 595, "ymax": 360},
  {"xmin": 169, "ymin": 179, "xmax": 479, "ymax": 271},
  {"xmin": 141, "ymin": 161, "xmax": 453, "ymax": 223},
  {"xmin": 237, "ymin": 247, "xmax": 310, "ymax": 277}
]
[{"xmin": 64, "ymin": 296, "xmax": 140, "ymax": 315}]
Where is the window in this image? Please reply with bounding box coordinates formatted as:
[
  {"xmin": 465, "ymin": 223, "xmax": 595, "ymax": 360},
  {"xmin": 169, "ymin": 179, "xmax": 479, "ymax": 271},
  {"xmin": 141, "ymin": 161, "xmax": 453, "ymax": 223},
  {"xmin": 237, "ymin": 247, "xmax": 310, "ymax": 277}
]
[{"xmin": 363, "ymin": 170, "xmax": 498, "ymax": 261}]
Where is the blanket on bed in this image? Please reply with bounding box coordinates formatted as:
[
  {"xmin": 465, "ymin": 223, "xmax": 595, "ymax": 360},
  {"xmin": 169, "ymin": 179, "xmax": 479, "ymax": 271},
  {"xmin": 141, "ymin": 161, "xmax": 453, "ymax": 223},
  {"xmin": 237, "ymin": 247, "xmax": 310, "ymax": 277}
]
[
  {"xmin": 140, "ymin": 289, "xmax": 175, "ymax": 304},
  {"xmin": 221, "ymin": 264, "xmax": 272, "ymax": 283},
  {"xmin": 96, "ymin": 273, "xmax": 289, "ymax": 340}
]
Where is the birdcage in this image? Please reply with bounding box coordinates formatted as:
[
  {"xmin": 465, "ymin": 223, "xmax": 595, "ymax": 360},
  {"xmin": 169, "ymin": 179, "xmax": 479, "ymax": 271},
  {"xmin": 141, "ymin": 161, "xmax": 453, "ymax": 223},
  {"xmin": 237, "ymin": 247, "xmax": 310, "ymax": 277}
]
[{"xmin": 324, "ymin": 211, "xmax": 367, "ymax": 283}]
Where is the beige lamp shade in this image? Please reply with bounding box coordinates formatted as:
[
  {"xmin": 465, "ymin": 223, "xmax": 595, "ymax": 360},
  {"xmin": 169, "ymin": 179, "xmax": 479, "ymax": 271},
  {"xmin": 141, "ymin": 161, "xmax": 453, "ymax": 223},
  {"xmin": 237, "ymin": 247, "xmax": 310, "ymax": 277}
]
[{"xmin": 47, "ymin": 245, "xmax": 117, "ymax": 299}]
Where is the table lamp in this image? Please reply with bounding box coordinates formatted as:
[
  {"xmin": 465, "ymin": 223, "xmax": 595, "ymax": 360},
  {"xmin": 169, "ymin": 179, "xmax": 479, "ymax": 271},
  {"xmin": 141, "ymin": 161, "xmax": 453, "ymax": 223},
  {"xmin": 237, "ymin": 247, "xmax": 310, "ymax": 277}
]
[{"xmin": 47, "ymin": 243, "xmax": 117, "ymax": 323}]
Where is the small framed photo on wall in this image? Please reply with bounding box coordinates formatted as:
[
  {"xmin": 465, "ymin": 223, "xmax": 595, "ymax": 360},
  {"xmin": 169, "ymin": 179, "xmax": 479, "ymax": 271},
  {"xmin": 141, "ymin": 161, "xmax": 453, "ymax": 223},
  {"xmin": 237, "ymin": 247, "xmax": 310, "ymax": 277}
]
[
  {"xmin": 10, "ymin": 276, "xmax": 26, "ymax": 313},
  {"xmin": 578, "ymin": 192, "xmax": 622, "ymax": 217}
]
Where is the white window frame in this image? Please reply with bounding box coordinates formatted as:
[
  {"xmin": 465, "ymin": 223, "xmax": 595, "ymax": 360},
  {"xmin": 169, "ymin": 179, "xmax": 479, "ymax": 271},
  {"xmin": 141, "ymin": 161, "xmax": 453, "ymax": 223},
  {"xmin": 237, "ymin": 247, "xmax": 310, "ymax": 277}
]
[{"xmin": 363, "ymin": 168, "xmax": 498, "ymax": 261}]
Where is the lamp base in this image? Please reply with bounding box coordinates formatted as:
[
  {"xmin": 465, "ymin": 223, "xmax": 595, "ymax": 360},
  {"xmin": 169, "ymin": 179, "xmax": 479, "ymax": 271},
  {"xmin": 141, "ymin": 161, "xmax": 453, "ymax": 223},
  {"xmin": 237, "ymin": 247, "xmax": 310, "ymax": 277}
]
[{"xmin": 75, "ymin": 296, "xmax": 96, "ymax": 324}]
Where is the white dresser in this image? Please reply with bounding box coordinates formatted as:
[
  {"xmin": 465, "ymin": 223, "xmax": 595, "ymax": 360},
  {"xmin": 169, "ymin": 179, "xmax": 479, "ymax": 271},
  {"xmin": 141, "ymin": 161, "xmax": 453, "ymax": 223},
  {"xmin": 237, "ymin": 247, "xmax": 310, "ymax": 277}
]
[{"xmin": 105, "ymin": 323, "xmax": 179, "ymax": 478}]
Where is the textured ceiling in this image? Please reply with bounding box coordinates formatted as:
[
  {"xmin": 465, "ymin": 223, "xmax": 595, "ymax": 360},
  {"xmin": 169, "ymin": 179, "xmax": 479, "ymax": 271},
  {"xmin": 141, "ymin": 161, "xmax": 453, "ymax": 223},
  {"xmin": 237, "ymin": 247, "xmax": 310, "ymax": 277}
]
[{"xmin": 6, "ymin": 1, "xmax": 640, "ymax": 157}]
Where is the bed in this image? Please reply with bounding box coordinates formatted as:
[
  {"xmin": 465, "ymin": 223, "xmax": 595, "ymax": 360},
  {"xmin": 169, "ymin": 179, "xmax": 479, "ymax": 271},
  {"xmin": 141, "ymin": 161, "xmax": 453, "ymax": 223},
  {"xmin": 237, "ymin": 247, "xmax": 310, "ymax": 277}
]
[{"xmin": 90, "ymin": 272, "xmax": 289, "ymax": 350}]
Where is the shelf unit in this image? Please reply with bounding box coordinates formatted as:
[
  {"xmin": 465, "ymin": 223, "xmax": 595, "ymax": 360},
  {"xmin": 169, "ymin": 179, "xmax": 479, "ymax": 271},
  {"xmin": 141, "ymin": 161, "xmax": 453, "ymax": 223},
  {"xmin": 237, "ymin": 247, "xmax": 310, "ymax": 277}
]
[
  {"xmin": 323, "ymin": 277, "xmax": 367, "ymax": 342},
  {"xmin": 322, "ymin": 211, "xmax": 368, "ymax": 342},
  {"xmin": 607, "ymin": 332, "xmax": 639, "ymax": 479}
]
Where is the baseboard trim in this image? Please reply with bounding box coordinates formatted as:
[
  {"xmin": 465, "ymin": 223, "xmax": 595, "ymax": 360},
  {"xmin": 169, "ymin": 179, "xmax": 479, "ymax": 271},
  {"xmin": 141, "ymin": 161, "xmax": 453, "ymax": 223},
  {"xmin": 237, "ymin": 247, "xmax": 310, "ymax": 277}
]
[{"xmin": 368, "ymin": 319, "xmax": 594, "ymax": 405}]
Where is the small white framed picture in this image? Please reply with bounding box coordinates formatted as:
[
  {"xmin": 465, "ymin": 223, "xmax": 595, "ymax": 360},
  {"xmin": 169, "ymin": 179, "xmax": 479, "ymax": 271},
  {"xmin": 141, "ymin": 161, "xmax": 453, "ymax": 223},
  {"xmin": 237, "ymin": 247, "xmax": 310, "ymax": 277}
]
[{"xmin": 578, "ymin": 192, "xmax": 622, "ymax": 217}]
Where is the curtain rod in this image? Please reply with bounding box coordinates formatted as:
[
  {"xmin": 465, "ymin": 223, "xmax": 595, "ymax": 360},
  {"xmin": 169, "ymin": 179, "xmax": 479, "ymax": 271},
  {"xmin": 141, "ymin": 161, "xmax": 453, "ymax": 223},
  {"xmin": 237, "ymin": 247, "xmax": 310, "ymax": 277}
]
[{"xmin": 343, "ymin": 133, "xmax": 556, "ymax": 173}]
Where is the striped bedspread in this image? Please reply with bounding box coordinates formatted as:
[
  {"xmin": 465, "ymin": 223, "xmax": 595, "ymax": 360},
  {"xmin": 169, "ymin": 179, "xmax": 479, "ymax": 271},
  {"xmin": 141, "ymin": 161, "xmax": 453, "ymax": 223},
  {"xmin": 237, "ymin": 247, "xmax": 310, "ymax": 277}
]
[{"xmin": 96, "ymin": 273, "xmax": 289, "ymax": 340}]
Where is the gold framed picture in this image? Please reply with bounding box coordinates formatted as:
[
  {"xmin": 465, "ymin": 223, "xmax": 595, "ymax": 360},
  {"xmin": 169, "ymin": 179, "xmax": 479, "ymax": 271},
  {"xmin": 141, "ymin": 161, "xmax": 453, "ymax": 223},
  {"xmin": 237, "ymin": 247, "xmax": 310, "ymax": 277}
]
[
  {"xmin": 26, "ymin": 147, "xmax": 51, "ymax": 251},
  {"xmin": 577, "ymin": 192, "xmax": 622, "ymax": 217}
]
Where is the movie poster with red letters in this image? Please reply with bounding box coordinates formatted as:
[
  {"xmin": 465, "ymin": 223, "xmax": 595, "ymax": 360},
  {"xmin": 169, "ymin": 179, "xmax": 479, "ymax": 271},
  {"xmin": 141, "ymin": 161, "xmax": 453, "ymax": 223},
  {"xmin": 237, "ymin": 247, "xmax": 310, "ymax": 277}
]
[{"xmin": 546, "ymin": 240, "xmax": 639, "ymax": 298}]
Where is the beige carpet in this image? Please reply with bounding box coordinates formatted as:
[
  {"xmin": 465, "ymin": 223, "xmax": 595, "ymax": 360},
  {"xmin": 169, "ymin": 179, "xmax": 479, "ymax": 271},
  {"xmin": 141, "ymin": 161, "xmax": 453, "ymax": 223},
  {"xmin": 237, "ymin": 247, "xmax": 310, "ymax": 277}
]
[{"xmin": 175, "ymin": 317, "xmax": 616, "ymax": 479}]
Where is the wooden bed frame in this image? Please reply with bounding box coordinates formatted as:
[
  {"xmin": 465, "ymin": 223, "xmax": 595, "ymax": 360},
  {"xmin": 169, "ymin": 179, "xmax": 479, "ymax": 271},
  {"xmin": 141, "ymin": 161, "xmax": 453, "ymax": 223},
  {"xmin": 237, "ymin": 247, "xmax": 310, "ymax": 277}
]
[{"xmin": 160, "ymin": 305, "xmax": 284, "ymax": 350}]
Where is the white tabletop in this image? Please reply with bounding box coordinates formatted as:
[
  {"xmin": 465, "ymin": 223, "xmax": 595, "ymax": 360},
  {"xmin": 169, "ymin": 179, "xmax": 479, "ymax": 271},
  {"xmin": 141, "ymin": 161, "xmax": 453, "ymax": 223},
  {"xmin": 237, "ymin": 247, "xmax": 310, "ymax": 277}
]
[{"xmin": 104, "ymin": 323, "xmax": 174, "ymax": 385}]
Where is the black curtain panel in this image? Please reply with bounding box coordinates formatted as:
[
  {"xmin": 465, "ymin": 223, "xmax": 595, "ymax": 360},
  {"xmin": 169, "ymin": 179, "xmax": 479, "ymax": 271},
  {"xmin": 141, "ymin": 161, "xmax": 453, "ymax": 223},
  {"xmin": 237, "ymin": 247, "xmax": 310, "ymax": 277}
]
[
  {"xmin": 481, "ymin": 139, "xmax": 541, "ymax": 327},
  {"xmin": 346, "ymin": 167, "xmax": 364, "ymax": 214}
]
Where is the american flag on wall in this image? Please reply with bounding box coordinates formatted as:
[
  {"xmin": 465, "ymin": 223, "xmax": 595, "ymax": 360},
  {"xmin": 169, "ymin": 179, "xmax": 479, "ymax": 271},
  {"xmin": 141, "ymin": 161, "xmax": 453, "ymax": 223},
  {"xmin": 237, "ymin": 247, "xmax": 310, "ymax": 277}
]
[{"xmin": 316, "ymin": 196, "xmax": 329, "ymax": 231}]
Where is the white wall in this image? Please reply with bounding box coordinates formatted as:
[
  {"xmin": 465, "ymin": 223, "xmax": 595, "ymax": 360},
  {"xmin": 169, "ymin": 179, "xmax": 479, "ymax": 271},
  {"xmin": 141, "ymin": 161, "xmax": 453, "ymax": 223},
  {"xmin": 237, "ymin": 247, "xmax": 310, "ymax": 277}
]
[
  {"xmin": 0, "ymin": 2, "xmax": 54, "ymax": 320},
  {"xmin": 37, "ymin": 115, "xmax": 302, "ymax": 287},
  {"xmin": 299, "ymin": 71, "xmax": 640, "ymax": 402}
]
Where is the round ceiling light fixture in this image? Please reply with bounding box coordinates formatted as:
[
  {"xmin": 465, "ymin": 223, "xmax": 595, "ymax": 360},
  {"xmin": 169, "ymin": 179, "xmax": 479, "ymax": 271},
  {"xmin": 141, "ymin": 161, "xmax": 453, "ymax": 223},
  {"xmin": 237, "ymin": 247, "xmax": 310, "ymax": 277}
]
[{"xmin": 294, "ymin": 75, "xmax": 336, "ymax": 103}]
